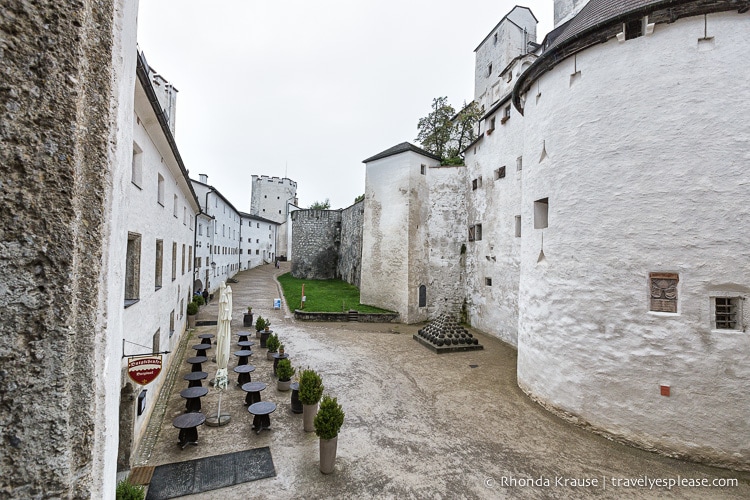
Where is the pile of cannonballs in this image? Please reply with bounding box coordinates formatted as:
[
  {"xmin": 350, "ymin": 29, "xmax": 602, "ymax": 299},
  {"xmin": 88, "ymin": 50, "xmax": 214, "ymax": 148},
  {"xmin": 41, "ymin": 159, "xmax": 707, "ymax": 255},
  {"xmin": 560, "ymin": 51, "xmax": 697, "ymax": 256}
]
[{"xmin": 417, "ymin": 314, "xmax": 479, "ymax": 347}]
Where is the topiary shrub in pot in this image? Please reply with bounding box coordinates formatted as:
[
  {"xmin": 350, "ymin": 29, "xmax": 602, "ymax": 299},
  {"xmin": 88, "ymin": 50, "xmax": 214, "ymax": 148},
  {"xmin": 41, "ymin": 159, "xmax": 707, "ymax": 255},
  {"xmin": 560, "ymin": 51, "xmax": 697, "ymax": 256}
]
[
  {"xmin": 276, "ymin": 358, "xmax": 295, "ymax": 391},
  {"xmin": 314, "ymin": 395, "xmax": 345, "ymax": 474},
  {"xmin": 265, "ymin": 333, "xmax": 279, "ymax": 360},
  {"xmin": 298, "ymin": 368, "xmax": 324, "ymax": 432},
  {"xmin": 186, "ymin": 301, "xmax": 198, "ymax": 329}
]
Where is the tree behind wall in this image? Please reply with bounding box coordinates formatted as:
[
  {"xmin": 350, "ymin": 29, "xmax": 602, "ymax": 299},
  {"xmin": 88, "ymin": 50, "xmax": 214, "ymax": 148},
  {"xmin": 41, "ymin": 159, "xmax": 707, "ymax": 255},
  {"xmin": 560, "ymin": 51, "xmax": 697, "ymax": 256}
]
[{"xmin": 416, "ymin": 98, "xmax": 481, "ymax": 164}]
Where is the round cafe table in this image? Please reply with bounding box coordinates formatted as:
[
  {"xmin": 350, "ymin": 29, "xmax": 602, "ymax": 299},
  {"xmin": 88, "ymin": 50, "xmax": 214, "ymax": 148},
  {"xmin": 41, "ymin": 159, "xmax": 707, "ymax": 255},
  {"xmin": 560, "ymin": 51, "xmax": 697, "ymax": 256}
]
[
  {"xmin": 183, "ymin": 371, "xmax": 207, "ymax": 388},
  {"xmin": 186, "ymin": 356, "xmax": 208, "ymax": 373},
  {"xmin": 173, "ymin": 412, "xmax": 205, "ymax": 449},
  {"xmin": 180, "ymin": 386, "xmax": 208, "ymax": 413},
  {"xmin": 197, "ymin": 333, "xmax": 214, "ymax": 347},
  {"xmin": 191, "ymin": 344, "xmax": 209, "ymax": 357},
  {"xmin": 241, "ymin": 381, "xmax": 266, "ymax": 406},
  {"xmin": 248, "ymin": 401, "xmax": 276, "ymax": 434},
  {"xmin": 234, "ymin": 364, "xmax": 255, "ymax": 386},
  {"xmin": 234, "ymin": 350, "xmax": 253, "ymax": 366}
]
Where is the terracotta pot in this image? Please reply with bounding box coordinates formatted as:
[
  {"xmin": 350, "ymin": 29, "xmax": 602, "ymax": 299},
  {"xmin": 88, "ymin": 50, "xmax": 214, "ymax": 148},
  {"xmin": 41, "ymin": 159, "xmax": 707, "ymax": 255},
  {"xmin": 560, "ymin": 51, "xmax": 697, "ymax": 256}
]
[
  {"xmin": 319, "ymin": 436, "xmax": 338, "ymax": 474},
  {"xmin": 302, "ymin": 403, "xmax": 318, "ymax": 432},
  {"xmin": 277, "ymin": 379, "xmax": 291, "ymax": 391}
]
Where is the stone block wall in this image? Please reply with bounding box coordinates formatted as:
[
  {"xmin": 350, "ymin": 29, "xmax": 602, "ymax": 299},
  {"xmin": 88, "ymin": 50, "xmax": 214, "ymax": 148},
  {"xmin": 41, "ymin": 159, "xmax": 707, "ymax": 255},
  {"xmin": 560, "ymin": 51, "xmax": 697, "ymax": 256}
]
[
  {"xmin": 291, "ymin": 201, "xmax": 364, "ymax": 286},
  {"xmin": 291, "ymin": 209, "xmax": 342, "ymax": 280},
  {"xmin": 0, "ymin": 1, "xmax": 132, "ymax": 497},
  {"xmin": 337, "ymin": 201, "xmax": 364, "ymax": 287}
]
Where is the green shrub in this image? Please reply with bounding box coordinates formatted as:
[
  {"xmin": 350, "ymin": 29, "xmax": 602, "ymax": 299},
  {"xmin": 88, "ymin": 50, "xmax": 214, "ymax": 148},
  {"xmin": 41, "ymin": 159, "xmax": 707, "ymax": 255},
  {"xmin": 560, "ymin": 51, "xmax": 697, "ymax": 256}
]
[
  {"xmin": 276, "ymin": 358, "xmax": 295, "ymax": 381},
  {"xmin": 116, "ymin": 479, "xmax": 145, "ymax": 500},
  {"xmin": 255, "ymin": 316, "xmax": 266, "ymax": 332},
  {"xmin": 266, "ymin": 333, "xmax": 279, "ymax": 352},
  {"xmin": 314, "ymin": 395, "xmax": 345, "ymax": 440},
  {"xmin": 186, "ymin": 302, "xmax": 198, "ymax": 316},
  {"xmin": 193, "ymin": 295, "xmax": 205, "ymax": 306},
  {"xmin": 298, "ymin": 368, "xmax": 324, "ymax": 405}
]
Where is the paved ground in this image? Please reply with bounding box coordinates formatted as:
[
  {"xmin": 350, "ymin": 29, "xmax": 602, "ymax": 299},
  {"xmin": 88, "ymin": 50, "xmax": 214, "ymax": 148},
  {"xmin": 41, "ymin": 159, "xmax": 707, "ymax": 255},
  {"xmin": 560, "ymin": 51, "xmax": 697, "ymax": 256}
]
[{"xmin": 132, "ymin": 263, "xmax": 750, "ymax": 499}]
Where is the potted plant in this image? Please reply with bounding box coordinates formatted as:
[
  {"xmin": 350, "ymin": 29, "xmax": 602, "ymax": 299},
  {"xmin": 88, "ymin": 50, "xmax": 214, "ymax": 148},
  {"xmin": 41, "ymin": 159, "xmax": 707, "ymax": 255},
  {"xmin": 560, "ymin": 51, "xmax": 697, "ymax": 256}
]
[
  {"xmin": 276, "ymin": 358, "xmax": 295, "ymax": 391},
  {"xmin": 298, "ymin": 368, "xmax": 324, "ymax": 432},
  {"xmin": 243, "ymin": 306, "xmax": 254, "ymax": 327},
  {"xmin": 116, "ymin": 479, "xmax": 145, "ymax": 500},
  {"xmin": 186, "ymin": 301, "xmax": 198, "ymax": 329},
  {"xmin": 278, "ymin": 343, "xmax": 285, "ymax": 356},
  {"xmin": 314, "ymin": 395, "xmax": 345, "ymax": 474},
  {"xmin": 264, "ymin": 320, "xmax": 272, "ymax": 332},
  {"xmin": 266, "ymin": 333, "xmax": 279, "ymax": 360},
  {"xmin": 193, "ymin": 295, "xmax": 205, "ymax": 307},
  {"xmin": 255, "ymin": 316, "xmax": 266, "ymax": 340}
]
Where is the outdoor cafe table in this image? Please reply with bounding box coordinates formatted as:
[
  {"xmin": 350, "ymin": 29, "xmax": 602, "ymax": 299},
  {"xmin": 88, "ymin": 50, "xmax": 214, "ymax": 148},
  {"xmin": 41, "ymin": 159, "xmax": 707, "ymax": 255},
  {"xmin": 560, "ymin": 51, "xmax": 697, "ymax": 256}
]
[
  {"xmin": 180, "ymin": 386, "xmax": 208, "ymax": 413},
  {"xmin": 236, "ymin": 331, "xmax": 252, "ymax": 342},
  {"xmin": 233, "ymin": 364, "xmax": 255, "ymax": 386},
  {"xmin": 237, "ymin": 340, "xmax": 255, "ymax": 349},
  {"xmin": 234, "ymin": 350, "xmax": 253, "ymax": 366},
  {"xmin": 186, "ymin": 356, "xmax": 208, "ymax": 372},
  {"xmin": 183, "ymin": 371, "xmax": 207, "ymax": 388},
  {"xmin": 248, "ymin": 401, "xmax": 276, "ymax": 435},
  {"xmin": 241, "ymin": 381, "xmax": 266, "ymax": 406},
  {"xmin": 290, "ymin": 382, "xmax": 303, "ymax": 414},
  {"xmin": 197, "ymin": 333, "xmax": 214, "ymax": 347},
  {"xmin": 173, "ymin": 412, "xmax": 205, "ymax": 449},
  {"xmin": 191, "ymin": 344, "xmax": 209, "ymax": 357}
]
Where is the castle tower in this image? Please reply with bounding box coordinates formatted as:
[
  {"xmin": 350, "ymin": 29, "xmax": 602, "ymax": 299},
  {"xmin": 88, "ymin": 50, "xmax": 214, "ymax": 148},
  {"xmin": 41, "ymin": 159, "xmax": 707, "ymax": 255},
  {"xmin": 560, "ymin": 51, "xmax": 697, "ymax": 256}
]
[{"xmin": 250, "ymin": 175, "xmax": 297, "ymax": 258}]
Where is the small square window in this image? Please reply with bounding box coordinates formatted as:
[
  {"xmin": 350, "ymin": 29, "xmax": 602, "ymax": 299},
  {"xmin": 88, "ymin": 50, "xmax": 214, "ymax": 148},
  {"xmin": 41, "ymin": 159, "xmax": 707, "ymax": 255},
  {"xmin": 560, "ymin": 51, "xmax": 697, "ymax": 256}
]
[
  {"xmin": 710, "ymin": 292, "xmax": 744, "ymax": 331},
  {"xmin": 494, "ymin": 167, "xmax": 506, "ymax": 180},
  {"xmin": 487, "ymin": 63, "xmax": 493, "ymax": 77},
  {"xmin": 515, "ymin": 216, "xmax": 521, "ymax": 237},
  {"xmin": 534, "ymin": 198, "xmax": 548, "ymax": 229},
  {"xmin": 420, "ymin": 164, "xmax": 426, "ymax": 175},
  {"xmin": 485, "ymin": 278, "xmax": 492, "ymax": 286},
  {"xmin": 516, "ymin": 156, "xmax": 523, "ymax": 171}
]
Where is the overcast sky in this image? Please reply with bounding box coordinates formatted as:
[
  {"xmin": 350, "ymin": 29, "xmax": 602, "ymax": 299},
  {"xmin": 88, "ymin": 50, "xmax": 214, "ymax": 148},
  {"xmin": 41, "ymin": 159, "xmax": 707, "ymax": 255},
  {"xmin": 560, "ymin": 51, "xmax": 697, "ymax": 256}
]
[{"xmin": 137, "ymin": 1, "xmax": 554, "ymax": 211}]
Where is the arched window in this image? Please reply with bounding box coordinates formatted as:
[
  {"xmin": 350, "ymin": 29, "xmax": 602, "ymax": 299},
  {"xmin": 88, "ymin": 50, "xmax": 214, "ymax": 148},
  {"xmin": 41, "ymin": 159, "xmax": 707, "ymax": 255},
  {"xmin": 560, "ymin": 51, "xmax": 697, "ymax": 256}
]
[{"xmin": 418, "ymin": 285, "xmax": 427, "ymax": 307}]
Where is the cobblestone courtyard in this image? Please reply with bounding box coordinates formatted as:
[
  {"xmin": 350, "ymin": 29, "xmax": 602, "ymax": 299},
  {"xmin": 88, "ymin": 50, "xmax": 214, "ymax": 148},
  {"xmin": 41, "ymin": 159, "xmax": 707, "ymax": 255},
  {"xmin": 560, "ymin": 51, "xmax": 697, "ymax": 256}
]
[{"xmin": 130, "ymin": 263, "xmax": 750, "ymax": 499}]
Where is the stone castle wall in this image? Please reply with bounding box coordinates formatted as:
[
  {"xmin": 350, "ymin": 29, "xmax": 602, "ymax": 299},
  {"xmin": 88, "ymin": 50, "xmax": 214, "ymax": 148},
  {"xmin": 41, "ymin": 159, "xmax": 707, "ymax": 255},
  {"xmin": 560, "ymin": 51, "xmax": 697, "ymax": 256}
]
[
  {"xmin": 0, "ymin": 1, "xmax": 135, "ymax": 497},
  {"xmin": 337, "ymin": 201, "xmax": 364, "ymax": 287}
]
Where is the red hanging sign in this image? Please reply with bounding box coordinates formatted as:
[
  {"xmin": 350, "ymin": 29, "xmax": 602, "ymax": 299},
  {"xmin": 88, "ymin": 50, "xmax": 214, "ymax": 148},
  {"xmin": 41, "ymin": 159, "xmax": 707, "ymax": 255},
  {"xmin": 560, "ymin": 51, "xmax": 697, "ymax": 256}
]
[{"xmin": 128, "ymin": 355, "xmax": 162, "ymax": 385}]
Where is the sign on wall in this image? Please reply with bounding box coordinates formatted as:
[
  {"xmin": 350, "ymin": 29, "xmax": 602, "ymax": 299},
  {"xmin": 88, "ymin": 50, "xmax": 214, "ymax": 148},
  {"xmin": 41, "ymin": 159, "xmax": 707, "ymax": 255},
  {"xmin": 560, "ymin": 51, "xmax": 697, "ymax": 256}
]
[{"xmin": 127, "ymin": 355, "xmax": 163, "ymax": 385}]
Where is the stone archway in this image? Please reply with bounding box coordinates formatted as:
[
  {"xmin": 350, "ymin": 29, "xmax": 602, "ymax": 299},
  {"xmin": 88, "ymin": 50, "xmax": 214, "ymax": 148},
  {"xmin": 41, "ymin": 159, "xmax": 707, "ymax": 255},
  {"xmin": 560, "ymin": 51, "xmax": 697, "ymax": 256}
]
[
  {"xmin": 193, "ymin": 279, "xmax": 203, "ymax": 291},
  {"xmin": 117, "ymin": 382, "xmax": 135, "ymax": 472}
]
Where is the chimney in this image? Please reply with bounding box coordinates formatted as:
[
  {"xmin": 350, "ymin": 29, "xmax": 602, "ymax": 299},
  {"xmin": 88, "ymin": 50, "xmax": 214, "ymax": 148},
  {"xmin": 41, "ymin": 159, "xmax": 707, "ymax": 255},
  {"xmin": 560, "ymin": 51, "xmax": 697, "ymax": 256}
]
[{"xmin": 199, "ymin": 174, "xmax": 208, "ymax": 184}]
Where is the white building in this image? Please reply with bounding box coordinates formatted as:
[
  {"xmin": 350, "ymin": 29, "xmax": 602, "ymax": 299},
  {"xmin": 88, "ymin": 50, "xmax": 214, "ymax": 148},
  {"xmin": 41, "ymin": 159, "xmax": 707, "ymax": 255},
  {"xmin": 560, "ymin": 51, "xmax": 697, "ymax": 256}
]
[
  {"xmin": 240, "ymin": 213, "xmax": 279, "ymax": 269},
  {"xmin": 118, "ymin": 51, "xmax": 201, "ymax": 468},
  {"xmin": 191, "ymin": 175, "xmax": 242, "ymax": 296},
  {"xmin": 362, "ymin": 0, "xmax": 750, "ymax": 470},
  {"xmin": 249, "ymin": 175, "xmax": 297, "ymax": 259}
]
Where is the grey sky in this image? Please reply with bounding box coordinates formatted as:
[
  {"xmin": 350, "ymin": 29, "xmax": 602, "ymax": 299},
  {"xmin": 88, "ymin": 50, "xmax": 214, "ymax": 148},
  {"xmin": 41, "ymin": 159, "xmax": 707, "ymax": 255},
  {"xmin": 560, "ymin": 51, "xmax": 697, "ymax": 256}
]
[{"xmin": 137, "ymin": 1, "xmax": 553, "ymax": 211}]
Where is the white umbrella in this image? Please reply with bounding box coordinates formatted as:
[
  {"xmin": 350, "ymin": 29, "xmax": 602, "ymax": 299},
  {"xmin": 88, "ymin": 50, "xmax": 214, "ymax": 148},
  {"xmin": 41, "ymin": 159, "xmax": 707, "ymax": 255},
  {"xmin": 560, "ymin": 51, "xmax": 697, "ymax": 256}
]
[{"xmin": 207, "ymin": 282, "xmax": 232, "ymax": 426}]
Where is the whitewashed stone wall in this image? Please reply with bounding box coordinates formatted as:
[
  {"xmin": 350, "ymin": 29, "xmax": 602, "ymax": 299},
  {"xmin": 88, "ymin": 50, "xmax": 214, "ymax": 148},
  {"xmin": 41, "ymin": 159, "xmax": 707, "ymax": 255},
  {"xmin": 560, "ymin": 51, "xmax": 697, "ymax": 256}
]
[
  {"xmin": 250, "ymin": 175, "xmax": 297, "ymax": 258},
  {"xmin": 516, "ymin": 11, "xmax": 750, "ymax": 469}
]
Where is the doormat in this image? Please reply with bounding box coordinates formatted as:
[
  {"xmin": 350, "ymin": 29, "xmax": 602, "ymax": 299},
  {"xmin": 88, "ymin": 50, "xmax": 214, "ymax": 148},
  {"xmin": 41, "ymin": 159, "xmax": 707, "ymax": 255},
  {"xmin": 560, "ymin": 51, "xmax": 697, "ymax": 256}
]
[
  {"xmin": 145, "ymin": 447, "xmax": 275, "ymax": 500},
  {"xmin": 128, "ymin": 466, "xmax": 154, "ymax": 485}
]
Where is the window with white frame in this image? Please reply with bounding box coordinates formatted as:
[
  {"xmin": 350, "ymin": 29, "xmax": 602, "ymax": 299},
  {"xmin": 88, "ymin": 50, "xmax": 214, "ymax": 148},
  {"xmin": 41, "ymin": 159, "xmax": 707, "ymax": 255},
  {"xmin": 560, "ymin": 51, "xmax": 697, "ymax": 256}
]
[
  {"xmin": 710, "ymin": 292, "xmax": 745, "ymax": 331},
  {"xmin": 131, "ymin": 143, "xmax": 143, "ymax": 187},
  {"xmin": 157, "ymin": 174, "xmax": 164, "ymax": 205}
]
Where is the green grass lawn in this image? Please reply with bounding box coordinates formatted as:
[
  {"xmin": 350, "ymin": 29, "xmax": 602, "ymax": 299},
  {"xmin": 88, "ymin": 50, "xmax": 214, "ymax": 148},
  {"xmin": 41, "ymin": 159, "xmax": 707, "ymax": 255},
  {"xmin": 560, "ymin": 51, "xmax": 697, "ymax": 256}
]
[{"xmin": 277, "ymin": 273, "xmax": 393, "ymax": 313}]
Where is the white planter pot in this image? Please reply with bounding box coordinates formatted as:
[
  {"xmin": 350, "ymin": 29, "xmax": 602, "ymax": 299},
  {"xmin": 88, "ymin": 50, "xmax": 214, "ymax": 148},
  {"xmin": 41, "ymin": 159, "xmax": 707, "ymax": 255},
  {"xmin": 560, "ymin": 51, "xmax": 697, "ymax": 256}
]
[
  {"xmin": 267, "ymin": 351, "xmax": 276, "ymax": 361},
  {"xmin": 302, "ymin": 403, "xmax": 317, "ymax": 432},
  {"xmin": 278, "ymin": 379, "xmax": 291, "ymax": 391},
  {"xmin": 319, "ymin": 436, "xmax": 338, "ymax": 474}
]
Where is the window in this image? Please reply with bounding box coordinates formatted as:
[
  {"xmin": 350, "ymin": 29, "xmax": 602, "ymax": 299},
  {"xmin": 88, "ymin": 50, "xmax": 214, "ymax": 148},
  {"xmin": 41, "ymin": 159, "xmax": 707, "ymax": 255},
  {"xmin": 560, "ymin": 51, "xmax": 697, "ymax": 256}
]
[
  {"xmin": 157, "ymin": 174, "xmax": 165, "ymax": 205},
  {"xmin": 154, "ymin": 239, "xmax": 163, "ymax": 289},
  {"xmin": 173, "ymin": 195, "xmax": 178, "ymax": 217},
  {"xmin": 125, "ymin": 233, "xmax": 141, "ymax": 305},
  {"xmin": 131, "ymin": 143, "xmax": 143, "ymax": 187},
  {"xmin": 257, "ymin": 223, "xmax": 260, "ymax": 228},
  {"xmin": 487, "ymin": 63, "xmax": 492, "ymax": 77},
  {"xmin": 188, "ymin": 246, "xmax": 192, "ymax": 272},
  {"xmin": 171, "ymin": 242, "xmax": 177, "ymax": 281},
  {"xmin": 502, "ymin": 106, "xmax": 511, "ymax": 124},
  {"xmin": 420, "ymin": 164, "xmax": 426, "ymax": 175},
  {"xmin": 197, "ymin": 257, "xmax": 202, "ymax": 268},
  {"xmin": 649, "ymin": 273, "xmax": 678, "ymax": 313},
  {"xmin": 152, "ymin": 329, "xmax": 160, "ymax": 354},
  {"xmin": 181, "ymin": 244, "xmax": 185, "ymax": 275},
  {"xmin": 493, "ymin": 33, "xmax": 498, "ymax": 45},
  {"xmin": 516, "ymin": 156, "xmax": 523, "ymax": 171},
  {"xmin": 487, "ymin": 117, "xmax": 496, "ymax": 133},
  {"xmin": 515, "ymin": 216, "xmax": 522, "ymax": 237},
  {"xmin": 469, "ymin": 224, "xmax": 482, "ymax": 241},
  {"xmin": 169, "ymin": 310, "xmax": 175, "ymax": 336},
  {"xmin": 494, "ymin": 167, "xmax": 506, "ymax": 180},
  {"xmin": 256, "ymin": 249, "xmax": 259, "ymax": 255},
  {"xmin": 625, "ymin": 18, "xmax": 643, "ymax": 40},
  {"xmin": 710, "ymin": 292, "xmax": 744, "ymax": 331},
  {"xmin": 418, "ymin": 285, "xmax": 426, "ymax": 307},
  {"xmin": 183, "ymin": 206, "xmax": 187, "ymax": 225},
  {"xmin": 485, "ymin": 278, "xmax": 492, "ymax": 286},
  {"xmin": 534, "ymin": 198, "xmax": 549, "ymax": 229}
]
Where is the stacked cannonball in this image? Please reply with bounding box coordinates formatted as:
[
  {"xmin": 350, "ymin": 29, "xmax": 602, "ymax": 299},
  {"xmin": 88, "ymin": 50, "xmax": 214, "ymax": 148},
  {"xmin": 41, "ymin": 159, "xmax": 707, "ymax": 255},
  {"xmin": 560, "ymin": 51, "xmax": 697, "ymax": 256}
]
[{"xmin": 417, "ymin": 314, "xmax": 479, "ymax": 347}]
